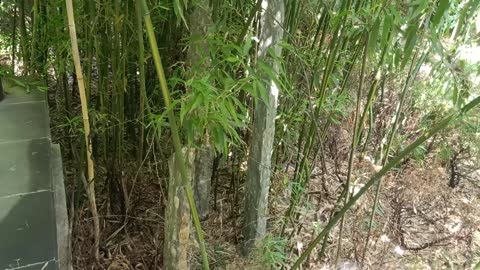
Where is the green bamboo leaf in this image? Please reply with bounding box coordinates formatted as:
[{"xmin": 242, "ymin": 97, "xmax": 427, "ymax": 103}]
[
  {"xmin": 475, "ymin": 260, "xmax": 480, "ymax": 270},
  {"xmin": 248, "ymin": 79, "xmax": 259, "ymax": 100},
  {"xmin": 256, "ymin": 79, "xmax": 269, "ymax": 105},
  {"xmin": 180, "ymin": 101, "xmax": 187, "ymax": 125},
  {"xmin": 431, "ymin": 0, "xmax": 450, "ymax": 27},
  {"xmin": 368, "ymin": 18, "xmax": 381, "ymax": 57},
  {"xmin": 402, "ymin": 23, "xmax": 418, "ymax": 69},
  {"xmin": 452, "ymin": 85, "xmax": 459, "ymax": 107},
  {"xmin": 173, "ymin": 0, "xmax": 188, "ymax": 29},
  {"xmin": 225, "ymin": 100, "xmax": 239, "ymax": 123},
  {"xmin": 374, "ymin": 205, "xmax": 384, "ymax": 216},
  {"xmin": 242, "ymin": 33, "xmax": 253, "ymax": 56},
  {"xmin": 258, "ymin": 60, "xmax": 277, "ymax": 81},
  {"xmin": 186, "ymin": 118, "xmax": 195, "ymax": 145},
  {"xmin": 380, "ymin": 13, "xmax": 392, "ymax": 51},
  {"xmin": 225, "ymin": 56, "xmax": 239, "ymax": 63},
  {"xmin": 233, "ymin": 97, "xmax": 248, "ymax": 115},
  {"xmin": 219, "ymin": 103, "xmax": 229, "ymax": 124},
  {"xmin": 190, "ymin": 92, "xmax": 203, "ymax": 112}
]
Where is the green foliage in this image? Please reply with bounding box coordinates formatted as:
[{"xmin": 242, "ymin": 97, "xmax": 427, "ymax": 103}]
[
  {"xmin": 261, "ymin": 235, "xmax": 289, "ymax": 270},
  {"xmin": 324, "ymin": 90, "xmax": 351, "ymax": 125},
  {"xmin": 411, "ymin": 144, "xmax": 427, "ymax": 164},
  {"xmin": 431, "ymin": 0, "xmax": 450, "ymax": 27},
  {"xmin": 212, "ymin": 243, "xmax": 230, "ymax": 269},
  {"xmin": 58, "ymin": 115, "xmax": 83, "ymax": 135},
  {"xmin": 438, "ymin": 142, "xmax": 454, "ymax": 161},
  {"xmin": 174, "ymin": 32, "xmax": 257, "ymax": 154},
  {"xmin": 3, "ymin": 75, "xmax": 47, "ymax": 93},
  {"xmin": 173, "ymin": 0, "xmax": 188, "ymax": 28},
  {"xmin": 0, "ymin": 1, "xmax": 16, "ymax": 52},
  {"xmin": 179, "ymin": 73, "xmax": 249, "ymax": 154}
]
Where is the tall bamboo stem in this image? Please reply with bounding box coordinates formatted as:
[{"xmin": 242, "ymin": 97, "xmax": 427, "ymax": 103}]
[
  {"xmin": 135, "ymin": 0, "xmax": 147, "ymax": 163},
  {"xmin": 65, "ymin": 0, "xmax": 100, "ymax": 261},
  {"xmin": 139, "ymin": 1, "xmax": 210, "ymax": 268},
  {"xmin": 361, "ymin": 50, "xmax": 428, "ymax": 263},
  {"xmin": 334, "ymin": 34, "xmax": 369, "ymax": 267}
]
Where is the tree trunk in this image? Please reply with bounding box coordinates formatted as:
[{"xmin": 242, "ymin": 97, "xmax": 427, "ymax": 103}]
[
  {"xmin": 243, "ymin": 0, "xmax": 284, "ymax": 254},
  {"xmin": 164, "ymin": 149, "xmax": 194, "ymax": 270},
  {"xmin": 193, "ymin": 145, "xmax": 214, "ymax": 220},
  {"xmin": 187, "ymin": 1, "xmax": 214, "ymax": 221}
]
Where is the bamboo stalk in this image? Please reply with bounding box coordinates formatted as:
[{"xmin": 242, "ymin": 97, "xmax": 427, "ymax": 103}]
[
  {"xmin": 361, "ymin": 50, "xmax": 428, "ymax": 264},
  {"xmin": 139, "ymin": 1, "xmax": 210, "ymax": 269},
  {"xmin": 94, "ymin": 0, "xmax": 108, "ymax": 162},
  {"xmin": 334, "ymin": 33, "xmax": 369, "ymax": 267},
  {"xmin": 85, "ymin": 0, "xmax": 95, "ymax": 100},
  {"xmin": 135, "ymin": 0, "xmax": 147, "ymax": 163},
  {"xmin": 280, "ymin": 1, "xmax": 361, "ymax": 236},
  {"xmin": 65, "ymin": 0, "xmax": 100, "ymax": 261}
]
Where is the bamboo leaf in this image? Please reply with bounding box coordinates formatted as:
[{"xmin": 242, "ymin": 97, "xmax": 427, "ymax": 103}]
[
  {"xmin": 225, "ymin": 100, "xmax": 239, "ymax": 123},
  {"xmin": 225, "ymin": 56, "xmax": 239, "ymax": 63},
  {"xmin": 431, "ymin": 0, "xmax": 450, "ymax": 27},
  {"xmin": 256, "ymin": 79, "xmax": 269, "ymax": 105},
  {"xmin": 190, "ymin": 92, "xmax": 203, "ymax": 112},
  {"xmin": 258, "ymin": 60, "xmax": 277, "ymax": 81},
  {"xmin": 402, "ymin": 23, "xmax": 418, "ymax": 69},
  {"xmin": 242, "ymin": 33, "xmax": 253, "ymax": 56},
  {"xmin": 380, "ymin": 12, "xmax": 392, "ymax": 51},
  {"xmin": 368, "ymin": 18, "xmax": 381, "ymax": 57},
  {"xmin": 173, "ymin": 0, "xmax": 188, "ymax": 29}
]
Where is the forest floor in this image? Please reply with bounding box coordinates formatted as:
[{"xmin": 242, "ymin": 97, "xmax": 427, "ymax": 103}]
[
  {"xmin": 52, "ymin": 111, "xmax": 480, "ymax": 270},
  {"xmin": 61, "ymin": 152, "xmax": 480, "ymax": 269},
  {"xmin": 42, "ymin": 80, "xmax": 480, "ymax": 270}
]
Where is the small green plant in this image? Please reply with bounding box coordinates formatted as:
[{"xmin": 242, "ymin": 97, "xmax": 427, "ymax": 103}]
[
  {"xmin": 212, "ymin": 243, "xmax": 230, "ymax": 269},
  {"xmin": 261, "ymin": 235, "xmax": 289, "ymax": 270},
  {"xmin": 4, "ymin": 76, "xmax": 47, "ymax": 93},
  {"xmin": 411, "ymin": 145, "xmax": 427, "ymax": 164}
]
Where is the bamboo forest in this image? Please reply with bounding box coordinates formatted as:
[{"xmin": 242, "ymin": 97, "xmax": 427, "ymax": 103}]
[{"xmin": 1, "ymin": 0, "xmax": 480, "ymax": 269}]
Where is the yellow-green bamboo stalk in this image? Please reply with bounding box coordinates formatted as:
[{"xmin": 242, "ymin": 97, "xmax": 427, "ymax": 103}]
[
  {"xmin": 139, "ymin": 0, "xmax": 210, "ymax": 269},
  {"xmin": 334, "ymin": 34, "xmax": 369, "ymax": 268},
  {"xmin": 361, "ymin": 50, "xmax": 428, "ymax": 264},
  {"xmin": 65, "ymin": 0, "xmax": 100, "ymax": 261}
]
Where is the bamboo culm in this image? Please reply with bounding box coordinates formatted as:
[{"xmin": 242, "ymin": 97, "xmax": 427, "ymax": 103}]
[
  {"xmin": 139, "ymin": 0, "xmax": 210, "ymax": 268},
  {"xmin": 65, "ymin": 0, "xmax": 100, "ymax": 261}
]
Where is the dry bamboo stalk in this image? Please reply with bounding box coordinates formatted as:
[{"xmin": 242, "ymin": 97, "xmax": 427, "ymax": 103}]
[{"xmin": 65, "ymin": 0, "xmax": 100, "ymax": 261}]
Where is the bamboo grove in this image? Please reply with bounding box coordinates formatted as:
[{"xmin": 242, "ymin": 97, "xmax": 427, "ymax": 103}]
[{"xmin": 0, "ymin": 0, "xmax": 479, "ymax": 268}]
